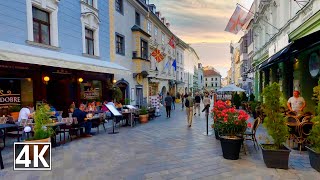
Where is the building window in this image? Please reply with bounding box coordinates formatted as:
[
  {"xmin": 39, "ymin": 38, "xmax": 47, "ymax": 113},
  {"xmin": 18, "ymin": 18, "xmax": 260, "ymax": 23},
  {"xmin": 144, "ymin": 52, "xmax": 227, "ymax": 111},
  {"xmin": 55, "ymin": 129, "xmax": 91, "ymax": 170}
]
[
  {"xmin": 211, "ymin": 78, "xmax": 213, "ymax": 81},
  {"xmin": 85, "ymin": 28, "xmax": 94, "ymax": 55},
  {"xmin": 154, "ymin": 26, "xmax": 158, "ymax": 38},
  {"xmin": 141, "ymin": 39, "xmax": 148, "ymax": 59},
  {"xmin": 116, "ymin": 33, "xmax": 125, "ymax": 55},
  {"xmin": 147, "ymin": 21, "xmax": 152, "ymax": 34},
  {"xmin": 205, "ymin": 78, "xmax": 207, "ymax": 81},
  {"xmin": 135, "ymin": 12, "xmax": 140, "ymax": 26},
  {"xmin": 161, "ymin": 32, "xmax": 165, "ymax": 45},
  {"xmin": 215, "ymin": 78, "xmax": 217, "ymax": 81},
  {"xmin": 32, "ymin": 7, "xmax": 50, "ymax": 45},
  {"xmin": 211, "ymin": 83, "xmax": 213, "ymax": 87},
  {"xmin": 115, "ymin": 0, "xmax": 123, "ymax": 13},
  {"xmin": 215, "ymin": 83, "xmax": 217, "ymax": 87},
  {"xmin": 206, "ymin": 83, "xmax": 207, "ymax": 87},
  {"xmin": 84, "ymin": 0, "xmax": 93, "ymax": 7}
]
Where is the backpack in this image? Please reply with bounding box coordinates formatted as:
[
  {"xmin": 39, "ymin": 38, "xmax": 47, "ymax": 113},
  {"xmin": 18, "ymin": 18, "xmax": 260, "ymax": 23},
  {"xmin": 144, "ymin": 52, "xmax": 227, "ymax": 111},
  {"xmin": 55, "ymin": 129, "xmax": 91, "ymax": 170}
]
[{"xmin": 185, "ymin": 99, "xmax": 189, "ymax": 107}]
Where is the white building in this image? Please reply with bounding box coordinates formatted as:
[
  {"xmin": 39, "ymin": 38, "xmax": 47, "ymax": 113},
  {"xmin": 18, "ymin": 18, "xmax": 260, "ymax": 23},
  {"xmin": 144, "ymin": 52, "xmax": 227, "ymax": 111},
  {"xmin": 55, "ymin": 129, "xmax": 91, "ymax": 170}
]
[
  {"xmin": 197, "ymin": 63, "xmax": 204, "ymax": 91},
  {"xmin": 184, "ymin": 46, "xmax": 199, "ymax": 95},
  {"xmin": 203, "ymin": 67, "xmax": 222, "ymax": 92}
]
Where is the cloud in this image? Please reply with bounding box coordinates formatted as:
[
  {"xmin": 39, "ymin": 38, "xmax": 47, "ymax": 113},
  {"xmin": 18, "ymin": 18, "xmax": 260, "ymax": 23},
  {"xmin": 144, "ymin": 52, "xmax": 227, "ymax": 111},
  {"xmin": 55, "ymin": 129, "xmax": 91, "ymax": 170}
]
[{"xmin": 148, "ymin": 0, "xmax": 254, "ymax": 78}]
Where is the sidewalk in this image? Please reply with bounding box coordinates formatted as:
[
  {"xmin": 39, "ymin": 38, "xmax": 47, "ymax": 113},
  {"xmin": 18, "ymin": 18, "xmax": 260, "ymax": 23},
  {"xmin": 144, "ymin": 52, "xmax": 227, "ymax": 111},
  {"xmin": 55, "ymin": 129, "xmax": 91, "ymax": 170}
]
[{"xmin": 0, "ymin": 103, "xmax": 318, "ymax": 179}]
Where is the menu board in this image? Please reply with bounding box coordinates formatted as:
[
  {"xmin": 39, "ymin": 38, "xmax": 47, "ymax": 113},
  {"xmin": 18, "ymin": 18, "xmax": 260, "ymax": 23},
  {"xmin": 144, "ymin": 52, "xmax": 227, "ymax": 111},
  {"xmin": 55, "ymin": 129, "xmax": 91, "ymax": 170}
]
[{"xmin": 106, "ymin": 104, "xmax": 121, "ymax": 116}]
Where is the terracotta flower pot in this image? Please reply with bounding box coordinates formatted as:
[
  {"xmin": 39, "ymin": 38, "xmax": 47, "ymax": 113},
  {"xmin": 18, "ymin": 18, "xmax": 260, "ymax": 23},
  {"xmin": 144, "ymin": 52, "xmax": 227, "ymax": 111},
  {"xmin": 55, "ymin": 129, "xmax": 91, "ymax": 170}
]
[
  {"xmin": 26, "ymin": 138, "xmax": 51, "ymax": 160},
  {"xmin": 10, "ymin": 112, "xmax": 19, "ymax": 121},
  {"xmin": 139, "ymin": 114, "xmax": 149, "ymax": 123}
]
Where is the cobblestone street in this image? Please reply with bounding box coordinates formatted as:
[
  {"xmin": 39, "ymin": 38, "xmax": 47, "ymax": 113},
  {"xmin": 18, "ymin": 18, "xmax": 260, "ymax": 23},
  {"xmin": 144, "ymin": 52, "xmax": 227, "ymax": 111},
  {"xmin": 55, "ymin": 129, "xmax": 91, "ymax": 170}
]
[{"xmin": 0, "ymin": 103, "xmax": 319, "ymax": 180}]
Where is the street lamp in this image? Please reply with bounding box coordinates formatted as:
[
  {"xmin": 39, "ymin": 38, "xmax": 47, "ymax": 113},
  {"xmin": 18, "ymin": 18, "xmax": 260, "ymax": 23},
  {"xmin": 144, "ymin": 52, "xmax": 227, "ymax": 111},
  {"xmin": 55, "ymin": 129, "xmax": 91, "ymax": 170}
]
[{"xmin": 112, "ymin": 79, "xmax": 117, "ymax": 84}]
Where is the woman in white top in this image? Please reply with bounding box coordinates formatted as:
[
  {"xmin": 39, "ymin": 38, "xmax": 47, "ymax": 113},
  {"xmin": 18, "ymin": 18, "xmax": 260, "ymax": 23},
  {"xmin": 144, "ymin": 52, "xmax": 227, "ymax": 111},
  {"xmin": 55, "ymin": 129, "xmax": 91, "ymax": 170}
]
[{"xmin": 18, "ymin": 105, "xmax": 33, "ymax": 122}]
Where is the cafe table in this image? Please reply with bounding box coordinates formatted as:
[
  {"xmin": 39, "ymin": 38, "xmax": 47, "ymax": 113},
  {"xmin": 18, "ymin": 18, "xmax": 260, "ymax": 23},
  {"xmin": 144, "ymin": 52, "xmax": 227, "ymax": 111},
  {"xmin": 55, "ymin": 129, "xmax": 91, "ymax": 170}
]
[
  {"xmin": 0, "ymin": 123, "xmax": 18, "ymax": 169},
  {"xmin": 46, "ymin": 122, "xmax": 66, "ymax": 147}
]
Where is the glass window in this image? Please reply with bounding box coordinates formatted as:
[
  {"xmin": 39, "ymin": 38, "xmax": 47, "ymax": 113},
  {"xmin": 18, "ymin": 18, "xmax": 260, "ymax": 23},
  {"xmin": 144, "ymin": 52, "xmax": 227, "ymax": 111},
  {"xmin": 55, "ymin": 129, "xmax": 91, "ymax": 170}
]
[
  {"xmin": 84, "ymin": 0, "xmax": 93, "ymax": 7},
  {"xmin": 115, "ymin": 0, "xmax": 123, "ymax": 13},
  {"xmin": 135, "ymin": 12, "xmax": 140, "ymax": 26},
  {"xmin": 215, "ymin": 78, "xmax": 217, "ymax": 81},
  {"xmin": 211, "ymin": 83, "xmax": 213, "ymax": 87},
  {"xmin": 116, "ymin": 34, "xmax": 125, "ymax": 55},
  {"xmin": 211, "ymin": 78, "xmax": 213, "ymax": 81},
  {"xmin": 85, "ymin": 28, "xmax": 94, "ymax": 55},
  {"xmin": 141, "ymin": 39, "xmax": 148, "ymax": 59},
  {"xmin": 215, "ymin": 83, "xmax": 217, "ymax": 87},
  {"xmin": 147, "ymin": 21, "xmax": 152, "ymax": 34},
  {"xmin": 161, "ymin": 32, "xmax": 165, "ymax": 45},
  {"xmin": 32, "ymin": 7, "xmax": 50, "ymax": 45},
  {"xmin": 154, "ymin": 26, "xmax": 158, "ymax": 37}
]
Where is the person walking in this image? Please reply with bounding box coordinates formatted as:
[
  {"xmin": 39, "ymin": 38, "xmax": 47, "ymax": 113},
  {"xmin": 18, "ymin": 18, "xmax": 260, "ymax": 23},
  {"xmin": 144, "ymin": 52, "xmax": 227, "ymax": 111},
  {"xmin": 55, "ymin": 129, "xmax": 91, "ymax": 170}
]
[
  {"xmin": 171, "ymin": 94, "xmax": 176, "ymax": 110},
  {"xmin": 185, "ymin": 92, "xmax": 194, "ymax": 127},
  {"xmin": 164, "ymin": 92, "xmax": 173, "ymax": 118},
  {"xmin": 194, "ymin": 92, "xmax": 201, "ymax": 116}
]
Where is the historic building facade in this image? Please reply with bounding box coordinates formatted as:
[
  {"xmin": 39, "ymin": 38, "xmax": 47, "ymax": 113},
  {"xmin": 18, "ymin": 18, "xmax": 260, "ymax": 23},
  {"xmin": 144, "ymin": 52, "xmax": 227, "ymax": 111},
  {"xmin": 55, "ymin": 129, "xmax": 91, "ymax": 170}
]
[{"xmin": 0, "ymin": 0, "xmax": 128, "ymax": 116}]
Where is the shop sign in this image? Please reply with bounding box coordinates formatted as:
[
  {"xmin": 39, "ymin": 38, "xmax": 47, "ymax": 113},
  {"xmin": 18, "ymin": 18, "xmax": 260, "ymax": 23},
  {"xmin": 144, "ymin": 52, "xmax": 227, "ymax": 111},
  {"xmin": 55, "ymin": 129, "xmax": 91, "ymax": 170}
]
[
  {"xmin": 83, "ymin": 90, "xmax": 99, "ymax": 100},
  {"xmin": 0, "ymin": 90, "xmax": 21, "ymax": 106},
  {"xmin": 309, "ymin": 52, "xmax": 320, "ymax": 77}
]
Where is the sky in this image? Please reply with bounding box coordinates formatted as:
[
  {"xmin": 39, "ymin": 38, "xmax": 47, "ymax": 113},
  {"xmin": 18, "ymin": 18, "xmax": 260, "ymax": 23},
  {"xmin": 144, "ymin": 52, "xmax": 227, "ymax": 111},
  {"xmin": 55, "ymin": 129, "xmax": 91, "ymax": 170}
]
[{"xmin": 148, "ymin": 0, "xmax": 254, "ymax": 78}]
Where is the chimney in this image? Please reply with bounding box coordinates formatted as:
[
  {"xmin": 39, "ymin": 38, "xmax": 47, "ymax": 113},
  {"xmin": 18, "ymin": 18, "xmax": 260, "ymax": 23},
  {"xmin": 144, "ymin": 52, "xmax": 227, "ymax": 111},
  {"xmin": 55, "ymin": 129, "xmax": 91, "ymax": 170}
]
[
  {"xmin": 161, "ymin": 17, "xmax": 166, "ymax": 24},
  {"xmin": 166, "ymin": 22, "xmax": 170, "ymax": 28},
  {"xmin": 155, "ymin": 11, "xmax": 161, "ymax": 18}
]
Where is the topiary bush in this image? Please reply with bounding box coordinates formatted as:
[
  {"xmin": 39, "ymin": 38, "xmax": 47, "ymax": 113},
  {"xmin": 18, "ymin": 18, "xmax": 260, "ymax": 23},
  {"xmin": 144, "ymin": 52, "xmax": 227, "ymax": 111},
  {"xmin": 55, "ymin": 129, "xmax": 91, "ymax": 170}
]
[{"xmin": 261, "ymin": 82, "xmax": 289, "ymax": 149}]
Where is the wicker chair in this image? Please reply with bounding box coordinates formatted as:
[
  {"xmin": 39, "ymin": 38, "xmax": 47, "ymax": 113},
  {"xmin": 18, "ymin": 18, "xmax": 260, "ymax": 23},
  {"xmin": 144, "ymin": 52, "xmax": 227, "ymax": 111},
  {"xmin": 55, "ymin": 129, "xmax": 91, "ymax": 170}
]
[{"xmin": 285, "ymin": 115, "xmax": 301, "ymax": 148}]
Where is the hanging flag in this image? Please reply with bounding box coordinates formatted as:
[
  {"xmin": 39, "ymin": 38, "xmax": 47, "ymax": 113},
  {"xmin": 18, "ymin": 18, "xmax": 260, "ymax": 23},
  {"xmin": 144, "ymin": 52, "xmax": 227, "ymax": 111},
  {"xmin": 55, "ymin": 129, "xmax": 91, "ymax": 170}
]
[
  {"xmin": 168, "ymin": 35, "xmax": 175, "ymax": 49},
  {"xmin": 225, "ymin": 5, "xmax": 250, "ymax": 34},
  {"xmin": 151, "ymin": 48, "xmax": 164, "ymax": 62},
  {"xmin": 172, "ymin": 59, "xmax": 177, "ymax": 71},
  {"xmin": 164, "ymin": 60, "xmax": 169, "ymax": 70}
]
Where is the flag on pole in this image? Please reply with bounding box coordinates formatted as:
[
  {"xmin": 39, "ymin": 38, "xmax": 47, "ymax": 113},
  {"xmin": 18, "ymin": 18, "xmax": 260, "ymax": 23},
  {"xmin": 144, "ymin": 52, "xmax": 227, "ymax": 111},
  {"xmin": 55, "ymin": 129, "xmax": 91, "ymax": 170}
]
[
  {"xmin": 151, "ymin": 48, "xmax": 164, "ymax": 62},
  {"xmin": 168, "ymin": 35, "xmax": 175, "ymax": 49},
  {"xmin": 164, "ymin": 60, "xmax": 169, "ymax": 70},
  {"xmin": 172, "ymin": 59, "xmax": 177, "ymax": 71},
  {"xmin": 225, "ymin": 5, "xmax": 250, "ymax": 34}
]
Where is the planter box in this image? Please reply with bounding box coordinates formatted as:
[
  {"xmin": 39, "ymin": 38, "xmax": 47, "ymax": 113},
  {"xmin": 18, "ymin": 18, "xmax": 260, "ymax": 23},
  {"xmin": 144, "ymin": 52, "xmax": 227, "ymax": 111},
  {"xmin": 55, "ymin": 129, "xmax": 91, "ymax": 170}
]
[
  {"xmin": 26, "ymin": 138, "xmax": 51, "ymax": 160},
  {"xmin": 306, "ymin": 146, "xmax": 320, "ymax": 172},
  {"xmin": 214, "ymin": 129, "xmax": 220, "ymax": 140},
  {"xmin": 260, "ymin": 144, "xmax": 291, "ymax": 169},
  {"xmin": 220, "ymin": 136, "xmax": 243, "ymax": 160}
]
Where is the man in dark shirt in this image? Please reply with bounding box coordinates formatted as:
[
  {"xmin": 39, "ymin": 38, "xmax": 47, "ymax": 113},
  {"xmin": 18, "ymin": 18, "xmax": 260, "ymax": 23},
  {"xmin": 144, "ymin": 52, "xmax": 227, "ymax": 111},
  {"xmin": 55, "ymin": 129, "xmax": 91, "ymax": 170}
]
[
  {"xmin": 164, "ymin": 92, "xmax": 173, "ymax": 118},
  {"xmin": 73, "ymin": 104, "xmax": 92, "ymax": 137},
  {"xmin": 194, "ymin": 93, "xmax": 201, "ymax": 116}
]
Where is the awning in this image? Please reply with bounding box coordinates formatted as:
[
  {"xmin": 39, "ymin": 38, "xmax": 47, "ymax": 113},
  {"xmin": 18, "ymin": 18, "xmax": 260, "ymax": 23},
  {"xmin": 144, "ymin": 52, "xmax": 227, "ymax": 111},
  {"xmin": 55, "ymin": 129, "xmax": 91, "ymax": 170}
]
[
  {"xmin": 257, "ymin": 43, "xmax": 292, "ymax": 70},
  {"xmin": 290, "ymin": 30, "xmax": 320, "ymax": 55},
  {"xmin": 0, "ymin": 41, "xmax": 130, "ymax": 75}
]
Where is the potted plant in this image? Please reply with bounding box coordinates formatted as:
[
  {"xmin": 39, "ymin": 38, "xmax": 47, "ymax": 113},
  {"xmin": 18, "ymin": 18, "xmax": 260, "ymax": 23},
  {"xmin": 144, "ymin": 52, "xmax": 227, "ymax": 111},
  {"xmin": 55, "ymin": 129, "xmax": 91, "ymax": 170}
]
[
  {"xmin": 213, "ymin": 100, "xmax": 250, "ymax": 160},
  {"xmin": 212, "ymin": 100, "xmax": 229, "ymax": 140},
  {"xmin": 9, "ymin": 105, "xmax": 21, "ymax": 121},
  {"xmin": 306, "ymin": 79, "xmax": 320, "ymax": 172},
  {"xmin": 124, "ymin": 98, "xmax": 131, "ymax": 105},
  {"xmin": 139, "ymin": 106, "xmax": 149, "ymax": 123},
  {"xmin": 27, "ymin": 104, "xmax": 54, "ymax": 160},
  {"xmin": 112, "ymin": 86, "xmax": 123, "ymax": 102},
  {"xmin": 260, "ymin": 82, "xmax": 290, "ymax": 169}
]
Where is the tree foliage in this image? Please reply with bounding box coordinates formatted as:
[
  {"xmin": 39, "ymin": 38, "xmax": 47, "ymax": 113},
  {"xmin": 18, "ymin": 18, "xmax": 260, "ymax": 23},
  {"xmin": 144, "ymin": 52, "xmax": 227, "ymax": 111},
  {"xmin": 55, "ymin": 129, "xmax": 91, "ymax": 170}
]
[
  {"xmin": 261, "ymin": 82, "xmax": 289, "ymax": 149},
  {"xmin": 32, "ymin": 104, "xmax": 54, "ymax": 140},
  {"xmin": 308, "ymin": 80, "xmax": 320, "ymax": 153}
]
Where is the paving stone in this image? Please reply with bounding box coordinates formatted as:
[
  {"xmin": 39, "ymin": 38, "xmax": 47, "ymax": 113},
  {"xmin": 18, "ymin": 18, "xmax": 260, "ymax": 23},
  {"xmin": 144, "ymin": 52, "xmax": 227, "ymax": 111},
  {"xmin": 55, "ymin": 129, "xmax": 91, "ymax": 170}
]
[{"xmin": 0, "ymin": 103, "xmax": 319, "ymax": 179}]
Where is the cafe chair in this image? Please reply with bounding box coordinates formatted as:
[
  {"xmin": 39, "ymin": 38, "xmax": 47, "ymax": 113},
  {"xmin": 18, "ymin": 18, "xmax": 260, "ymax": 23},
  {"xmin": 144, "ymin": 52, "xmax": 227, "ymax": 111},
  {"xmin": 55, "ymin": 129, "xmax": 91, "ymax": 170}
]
[
  {"xmin": 244, "ymin": 117, "xmax": 261, "ymax": 150},
  {"xmin": 99, "ymin": 113, "xmax": 107, "ymax": 132},
  {"xmin": 285, "ymin": 115, "xmax": 300, "ymax": 148},
  {"xmin": 6, "ymin": 119, "xmax": 31, "ymax": 141},
  {"xmin": 295, "ymin": 121, "xmax": 313, "ymax": 153}
]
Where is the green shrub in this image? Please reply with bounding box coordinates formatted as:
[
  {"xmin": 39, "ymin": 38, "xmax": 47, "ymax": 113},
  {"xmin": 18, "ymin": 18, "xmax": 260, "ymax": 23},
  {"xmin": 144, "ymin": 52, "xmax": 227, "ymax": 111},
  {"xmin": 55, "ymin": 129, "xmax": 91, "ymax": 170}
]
[
  {"xmin": 32, "ymin": 104, "xmax": 54, "ymax": 140},
  {"xmin": 240, "ymin": 92, "xmax": 248, "ymax": 102},
  {"xmin": 308, "ymin": 79, "xmax": 320, "ymax": 153},
  {"xmin": 232, "ymin": 93, "xmax": 241, "ymax": 109},
  {"xmin": 139, "ymin": 106, "xmax": 148, "ymax": 115},
  {"xmin": 261, "ymin": 82, "xmax": 289, "ymax": 149}
]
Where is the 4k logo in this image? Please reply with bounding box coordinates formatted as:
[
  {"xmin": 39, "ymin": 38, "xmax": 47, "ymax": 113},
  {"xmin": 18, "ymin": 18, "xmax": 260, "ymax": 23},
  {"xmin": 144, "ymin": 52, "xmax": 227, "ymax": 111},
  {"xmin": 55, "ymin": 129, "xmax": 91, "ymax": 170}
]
[{"xmin": 14, "ymin": 142, "xmax": 51, "ymax": 170}]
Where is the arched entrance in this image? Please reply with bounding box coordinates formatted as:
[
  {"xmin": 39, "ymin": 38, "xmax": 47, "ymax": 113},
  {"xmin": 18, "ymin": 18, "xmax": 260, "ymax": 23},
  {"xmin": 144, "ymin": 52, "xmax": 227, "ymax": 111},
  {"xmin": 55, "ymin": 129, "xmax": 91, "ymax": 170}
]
[{"xmin": 115, "ymin": 79, "xmax": 129, "ymax": 104}]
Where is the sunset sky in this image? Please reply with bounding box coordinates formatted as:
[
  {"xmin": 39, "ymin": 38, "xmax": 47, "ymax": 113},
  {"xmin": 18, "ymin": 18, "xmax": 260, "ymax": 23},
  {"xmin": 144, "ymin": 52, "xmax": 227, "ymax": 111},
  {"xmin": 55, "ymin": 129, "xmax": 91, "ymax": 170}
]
[{"xmin": 148, "ymin": 0, "xmax": 254, "ymax": 78}]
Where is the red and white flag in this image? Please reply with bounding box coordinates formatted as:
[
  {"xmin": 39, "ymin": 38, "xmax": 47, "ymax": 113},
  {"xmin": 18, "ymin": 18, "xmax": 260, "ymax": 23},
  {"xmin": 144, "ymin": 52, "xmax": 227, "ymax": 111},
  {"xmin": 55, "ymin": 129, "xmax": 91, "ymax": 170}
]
[
  {"xmin": 168, "ymin": 36, "xmax": 175, "ymax": 49},
  {"xmin": 225, "ymin": 5, "xmax": 250, "ymax": 34}
]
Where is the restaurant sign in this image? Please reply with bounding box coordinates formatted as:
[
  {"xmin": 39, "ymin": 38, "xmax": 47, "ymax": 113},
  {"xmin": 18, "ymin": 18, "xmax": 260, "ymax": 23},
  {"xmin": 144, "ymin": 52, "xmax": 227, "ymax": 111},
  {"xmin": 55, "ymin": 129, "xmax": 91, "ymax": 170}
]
[
  {"xmin": 0, "ymin": 90, "xmax": 21, "ymax": 106},
  {"xmin": 83, "ymin": 90, "xmax": 99, "ymax": 100},
  {"xmin": 309, "ymin": 52, "xmax": 320, "ymax": 78}
]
